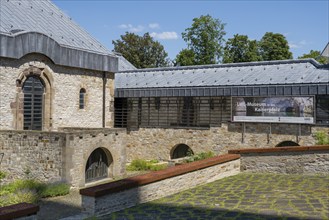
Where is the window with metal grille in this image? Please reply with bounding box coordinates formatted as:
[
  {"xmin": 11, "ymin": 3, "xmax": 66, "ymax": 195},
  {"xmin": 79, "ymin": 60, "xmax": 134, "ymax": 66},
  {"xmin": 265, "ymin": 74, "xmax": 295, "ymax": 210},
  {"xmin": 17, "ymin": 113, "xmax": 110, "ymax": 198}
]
[
  {"xmin": 79, "ymin": 88, "xmax": 86, "ymax": 109},
  {"xmin": 23, "ymin": 76, "xmax": 44, "ymax": 130},
  {"xmin": 85, "ymin": 148, "xmax": 109, "ymax": 183},
  {"xmin": 114, "ymin": 97, "xmax": 228, "ymax": 130},
  {"xmin": 316, "ymin": 95, "xmax": 329, "ymax": 124}
]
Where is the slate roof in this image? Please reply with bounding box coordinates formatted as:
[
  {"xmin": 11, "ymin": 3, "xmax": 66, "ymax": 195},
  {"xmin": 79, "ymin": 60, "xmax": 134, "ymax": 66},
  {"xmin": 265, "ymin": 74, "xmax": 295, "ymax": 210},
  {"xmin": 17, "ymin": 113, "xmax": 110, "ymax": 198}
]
[
  {"xmin": 115, "ymin": 59, "xmax": 329, "ymax": 97},
  {"xmin": 117, "ymin": 55, "xmax": 137, "ymax": 71},
  {"xmin": 0, "ymin": 0, "xmax": 136, "ymax": 72},
  {"xmin": 0, "ymin": 0, "xmax": 110, "ymax": 55},
  {"xmin": 321, "ymin": 42, "xmax": 329, "ymax": 58}
]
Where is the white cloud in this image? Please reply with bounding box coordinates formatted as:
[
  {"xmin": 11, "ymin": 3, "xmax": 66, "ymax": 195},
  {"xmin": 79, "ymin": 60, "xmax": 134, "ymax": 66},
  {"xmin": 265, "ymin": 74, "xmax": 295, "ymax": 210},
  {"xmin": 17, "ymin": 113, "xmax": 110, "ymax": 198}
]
[
  {"xmin": 299, "ymin": 40, "xmax": 308, "ymax": 45},
  {"xmin": 289, "ymin": 40, "xmax": 311, "ymax": 49},
  {"xmin": 149, "ymin": 23, "xmax": 160, "ymax": 29},
  {"xmin": 289, "ymin": 43, "xmax": 300, "ymax": 49},
  {"xmin": 150, "ymin": 32, "xmax": 178, "ymax": 40},
  {"xmin": 118, "ymin": 24, "xmax": 144, "ymax": 33},
  {"xmin": 118, "ymin": 24, "xmax": 131, "ymax": 29}
]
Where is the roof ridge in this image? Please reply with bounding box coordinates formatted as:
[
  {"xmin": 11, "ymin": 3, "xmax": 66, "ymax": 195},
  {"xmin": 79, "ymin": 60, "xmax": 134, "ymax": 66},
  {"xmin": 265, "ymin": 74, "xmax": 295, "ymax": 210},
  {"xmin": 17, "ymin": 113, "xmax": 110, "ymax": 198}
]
[{"xmin": 118, "ymin": 59, "xmax": 321, "ymax": 73}]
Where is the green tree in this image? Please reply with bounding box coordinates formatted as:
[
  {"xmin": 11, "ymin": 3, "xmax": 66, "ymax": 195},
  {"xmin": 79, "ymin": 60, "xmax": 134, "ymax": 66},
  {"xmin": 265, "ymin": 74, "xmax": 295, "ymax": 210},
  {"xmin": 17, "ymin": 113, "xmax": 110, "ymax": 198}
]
[
  {"xmin": 298, "ymin": 50, "xmax": 328, "ymax": 64},
  {"xmin": 174, "ymin": 49, "xmax": 196, "ymax": 66},
  {"xmin": 181, "ymin": 14, "xmax": 226, "ymax": 65},
  {"xmin": 223, "ymin": 34, "xmax": 261, "ymax": 63},
  {"xmin": 258, "ymin": 32, "xmax": 292, "ymax": 61},
  {"xmin": 112, "ymin": 32, "xmax": 170, "ymax": 68}
]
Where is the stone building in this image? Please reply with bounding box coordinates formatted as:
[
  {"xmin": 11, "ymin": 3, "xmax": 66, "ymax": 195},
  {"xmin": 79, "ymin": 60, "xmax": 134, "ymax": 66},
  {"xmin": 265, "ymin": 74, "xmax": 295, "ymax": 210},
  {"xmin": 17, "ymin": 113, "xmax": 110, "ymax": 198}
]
[
  {"xmin": 0, "ymin": 0, "xmax": 134, "ymax": 187},
  {"xmin": 0, "ymin": 0, "xmax": 328, "ymax": 187},
  {"xmin": 114, "ymin": 60, "xmax": 329, "ymax": 161}
]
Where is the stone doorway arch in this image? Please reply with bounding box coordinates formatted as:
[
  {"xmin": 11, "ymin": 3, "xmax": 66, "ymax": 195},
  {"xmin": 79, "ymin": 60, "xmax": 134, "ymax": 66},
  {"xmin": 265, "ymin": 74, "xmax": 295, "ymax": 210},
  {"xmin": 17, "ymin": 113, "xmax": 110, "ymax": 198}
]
[{"xmin": 85, "ymin": 147, "xmax": 113, "ymax": 183}]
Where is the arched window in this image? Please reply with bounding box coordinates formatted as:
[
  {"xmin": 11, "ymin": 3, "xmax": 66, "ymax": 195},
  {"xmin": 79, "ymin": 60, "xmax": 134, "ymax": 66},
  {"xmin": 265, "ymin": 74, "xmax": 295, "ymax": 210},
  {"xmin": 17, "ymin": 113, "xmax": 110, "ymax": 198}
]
[
  {"xmin": 23, "ymin": 76, "xmax": 45, "ymax": 130},
  {"xmin": 171, "ymin": 144, "xmax": 194, "ymax": 159},
  {"xmin": 79, "ymin": 88, "xmax": 86, "ymax": 109},
  {"xmin": 276, "ymin": 141, "xmax": 299, "ymax": 147}
]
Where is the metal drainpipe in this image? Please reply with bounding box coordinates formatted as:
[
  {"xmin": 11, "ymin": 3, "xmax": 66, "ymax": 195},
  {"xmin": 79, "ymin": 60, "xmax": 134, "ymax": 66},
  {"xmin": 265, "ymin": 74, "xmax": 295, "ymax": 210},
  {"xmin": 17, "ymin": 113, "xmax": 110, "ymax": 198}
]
[{"xmin": 102, "ymin": 72, "xmax": 106, "ymax": 128}]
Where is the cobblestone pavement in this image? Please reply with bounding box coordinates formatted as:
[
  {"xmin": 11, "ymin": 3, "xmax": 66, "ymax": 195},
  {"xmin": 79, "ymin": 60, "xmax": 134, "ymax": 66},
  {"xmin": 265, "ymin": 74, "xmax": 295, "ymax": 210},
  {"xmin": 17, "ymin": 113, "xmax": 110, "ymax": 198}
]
[{"xmin": 101, "ymin": 173, "xmax": 329, "ymax": 220}]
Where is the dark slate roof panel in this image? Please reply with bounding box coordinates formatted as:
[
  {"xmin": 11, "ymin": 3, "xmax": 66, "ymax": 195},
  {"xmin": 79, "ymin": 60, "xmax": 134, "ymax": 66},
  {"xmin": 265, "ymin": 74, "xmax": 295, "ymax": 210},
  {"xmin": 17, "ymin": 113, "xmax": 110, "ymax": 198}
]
[
  {"xmin": 0, "ymin": 0, "xmax": 111, "ymax": 55},
  {"xmin": 116, "ymin": 59, "xmax": 328, "ymax": 90},
  {"xmin": 117, "ymin": 55, "xmax": 137, "ymax": 71}
]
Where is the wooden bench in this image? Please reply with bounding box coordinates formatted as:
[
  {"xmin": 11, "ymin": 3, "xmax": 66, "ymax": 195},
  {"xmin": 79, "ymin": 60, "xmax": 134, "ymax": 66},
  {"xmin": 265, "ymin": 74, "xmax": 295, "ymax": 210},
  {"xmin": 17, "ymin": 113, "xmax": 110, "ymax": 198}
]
[{"xmin": 0, "ymin": 203, "xmax": 39, "ymax": 220}]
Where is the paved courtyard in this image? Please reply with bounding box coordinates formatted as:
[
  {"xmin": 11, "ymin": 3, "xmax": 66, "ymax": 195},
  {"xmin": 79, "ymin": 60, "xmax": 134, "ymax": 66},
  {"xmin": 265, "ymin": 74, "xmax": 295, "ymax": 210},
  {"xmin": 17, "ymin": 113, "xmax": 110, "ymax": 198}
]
[{"xmin": 101, "ymin": 173, "xmax": 329, "ymax": 220}]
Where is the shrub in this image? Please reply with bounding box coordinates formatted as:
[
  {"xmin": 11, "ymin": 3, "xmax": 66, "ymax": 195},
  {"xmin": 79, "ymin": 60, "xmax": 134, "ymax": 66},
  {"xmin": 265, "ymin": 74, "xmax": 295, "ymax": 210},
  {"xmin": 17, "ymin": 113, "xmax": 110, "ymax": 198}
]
[
  {"xmin": 127, "ymin": 159, "xmax": 150, "ymax": 171},
  {"xmin": 41, "ymin": 182, "xmax": 70, "ymax": 198},
  {"xmin": 0, "ymin": 171, "xmax": 6, "ymax": 181},
  {"xmin": 184, "ymin": 151, "xmax": 215, "ymax": 163},
  {"xmin": 0, "ymin": 189, "xmax": 39, "ymax": 207},
  {"xmin": 149, "ymin": 163, "xmax": 167, "ymax": 171},
  {"xmin": 314, "ymin": 131, "xmax": 329, "ymax": 145},
  {"xmin": 0, "ymin": 179, "xmax": 70, "ymax": 207},
  {"xmin": 127, "ymin": 159, "xmax": 167, "ymax": 171},
  {"xmin": 0, "ymin": 179, "xmax": 46, "ymax": 196}
]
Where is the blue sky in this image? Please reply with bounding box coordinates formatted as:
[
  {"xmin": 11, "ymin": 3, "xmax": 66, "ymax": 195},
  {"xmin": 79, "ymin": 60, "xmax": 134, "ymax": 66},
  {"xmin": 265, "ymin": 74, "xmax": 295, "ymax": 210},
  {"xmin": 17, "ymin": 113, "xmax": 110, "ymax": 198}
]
[{"xmin": 53, "ymin": 0, "xmax": 329, "ymax": 61}]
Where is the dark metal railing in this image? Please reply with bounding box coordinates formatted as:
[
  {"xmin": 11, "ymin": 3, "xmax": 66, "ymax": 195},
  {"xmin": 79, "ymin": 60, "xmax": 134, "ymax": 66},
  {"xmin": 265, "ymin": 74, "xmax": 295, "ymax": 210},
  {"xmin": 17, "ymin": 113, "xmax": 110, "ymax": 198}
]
[{"xmin": 114, "ymin": 97, "xmax": 231, "ymax": 130}]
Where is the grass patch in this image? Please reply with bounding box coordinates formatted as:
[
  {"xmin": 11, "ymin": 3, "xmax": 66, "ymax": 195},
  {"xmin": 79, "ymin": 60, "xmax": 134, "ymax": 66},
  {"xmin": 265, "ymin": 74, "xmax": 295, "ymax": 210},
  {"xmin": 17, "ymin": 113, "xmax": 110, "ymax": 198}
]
[
  {"xmin": 0, "ymin": 189, "xmax": 39, "ymax": 207},
  {"xmin": 40, "ymin": 182, "xmax": 70, "ymax": 198},
  {"xmin": 184, "ymin": 151, "xmax": 215, "ymax": 163},
  {"xmin": 127, "ymin": 159, "xmax": 167, "ymax": 171},
  {"xmin": 0, "ymin": 179, "xmax": 70, "ymax": 207}
]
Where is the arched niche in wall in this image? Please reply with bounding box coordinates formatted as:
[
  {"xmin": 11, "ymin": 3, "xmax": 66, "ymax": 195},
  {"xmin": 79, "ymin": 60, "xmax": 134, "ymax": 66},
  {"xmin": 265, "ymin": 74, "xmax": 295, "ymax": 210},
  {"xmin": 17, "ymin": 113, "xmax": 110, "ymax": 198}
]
[
  {"xmin": 15, "ymin": 65, "xmax": 54, "ymax": 130},
  {"xmin": 85, "ymin": 147, "xmax": 113, "ymax": 183},
  {"xmin": 171, "ymin": 144, "xmax": 194, "ymax": 159},
  {"xmin": 276, "ymin": 141, "xmax": 300, "ymax": 147}
]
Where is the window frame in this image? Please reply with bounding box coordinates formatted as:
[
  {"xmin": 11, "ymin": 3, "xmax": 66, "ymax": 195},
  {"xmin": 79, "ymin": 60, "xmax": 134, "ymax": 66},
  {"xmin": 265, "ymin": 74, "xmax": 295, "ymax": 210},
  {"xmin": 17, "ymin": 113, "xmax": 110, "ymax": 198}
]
[{"xmin": 79, "ymin": 88, "xmax": 86, "ymax": 109}]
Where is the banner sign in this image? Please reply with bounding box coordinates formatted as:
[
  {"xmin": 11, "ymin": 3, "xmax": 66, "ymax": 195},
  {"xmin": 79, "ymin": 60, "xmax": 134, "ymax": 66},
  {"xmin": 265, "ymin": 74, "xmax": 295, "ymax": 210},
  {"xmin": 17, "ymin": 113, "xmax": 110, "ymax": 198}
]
[{"xmin": 232, "ymin": 96, "xmax": 314, "ymax": 124}]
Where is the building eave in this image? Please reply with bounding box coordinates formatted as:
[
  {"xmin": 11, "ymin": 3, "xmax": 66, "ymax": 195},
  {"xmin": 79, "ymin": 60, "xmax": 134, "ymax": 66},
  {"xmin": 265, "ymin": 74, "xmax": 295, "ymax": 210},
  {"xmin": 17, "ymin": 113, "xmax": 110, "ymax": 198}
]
[{"xmin": 0, "ymin": 32, "xmax": 118, "ymax": 72}]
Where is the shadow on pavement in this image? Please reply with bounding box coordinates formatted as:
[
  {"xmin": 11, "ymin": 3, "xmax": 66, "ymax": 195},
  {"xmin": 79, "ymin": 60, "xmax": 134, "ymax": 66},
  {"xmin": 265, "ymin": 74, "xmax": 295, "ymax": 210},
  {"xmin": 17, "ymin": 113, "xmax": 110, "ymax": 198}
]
[
  {"xmin": 102, "ymin": 203, "xmax": 312, "ymax": 220},
  {"xmin": 37, "ymin": 199, "xmax": 83, "ymax": 220}
]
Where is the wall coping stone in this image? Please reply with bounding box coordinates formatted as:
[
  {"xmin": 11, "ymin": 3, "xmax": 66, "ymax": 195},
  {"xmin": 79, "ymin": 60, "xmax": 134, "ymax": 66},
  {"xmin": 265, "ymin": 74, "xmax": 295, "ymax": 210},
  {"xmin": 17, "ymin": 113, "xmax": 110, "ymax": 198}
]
[
  {"xmin": 80, "ymin": 154, "xmax": 240, "ymax": 197},
  {"xmin": 228, "ymin": 145, "xmax": 329, "ymax": 154},
  {"xmin": 0, "ymin": 128, "xmax": 125, "ymax": 135},
  {"xmin": 0, "ymin": 203, "xmax": 39, "ymax": 220}
]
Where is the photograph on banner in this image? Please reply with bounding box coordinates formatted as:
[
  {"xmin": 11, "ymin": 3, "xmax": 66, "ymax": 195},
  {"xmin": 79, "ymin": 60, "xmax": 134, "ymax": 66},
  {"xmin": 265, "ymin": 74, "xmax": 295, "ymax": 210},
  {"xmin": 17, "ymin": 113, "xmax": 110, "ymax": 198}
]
[{"xmin": 232, "ymin": 96, "xmax": 314, "ymax": 124}]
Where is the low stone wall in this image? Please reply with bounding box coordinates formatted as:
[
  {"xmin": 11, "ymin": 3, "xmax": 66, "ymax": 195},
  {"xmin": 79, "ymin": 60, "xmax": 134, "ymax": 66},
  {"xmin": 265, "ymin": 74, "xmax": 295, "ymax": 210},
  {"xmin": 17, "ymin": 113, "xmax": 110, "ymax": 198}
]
[
  {"xmin": 125, "ymin": 124, "xmax": 328, "ymax": 162},
  {"xmin": 0, "ymin": 128, "xmax": 126, "ymax": 187},
  {"xmin": 80, "ymin": 154, "xmax": 240, "ymax": 217},
  {"xmin": 228, "ymin": 145, "xmax": 329, "ymax": 174},
  {"xmin": 0, "ymin": 130, "xmax": 65, "ymax": 184}
]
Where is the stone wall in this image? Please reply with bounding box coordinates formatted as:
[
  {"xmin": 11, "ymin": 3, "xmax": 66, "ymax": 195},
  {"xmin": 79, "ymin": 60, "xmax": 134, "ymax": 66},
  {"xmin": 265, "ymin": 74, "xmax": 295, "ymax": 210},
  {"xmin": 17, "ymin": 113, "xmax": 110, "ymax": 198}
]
[
  {"xmin": 0, "ymin": 54, "xmax": 114, "ymax": 131},
  {"xmin": 0, "ymin": 130, "xmax": 65, "ymax": 183},
  {"xmin": 80, "ymin": 154, "xmax": 240, "ymax": 216},
  {"xmin": 0, "ymin": 128, "xmax": 126, "ymax": 188},
  {"xmin": 125, "ymin": 123, "xmax": 329, "ymax": 161},
  {"xmin": 229, "ymin": 146, "xmax": 329, "ymax": 174},
  {"xmin": 61, "ymin": 128, "xmax": 126, "ymax": 187}
]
